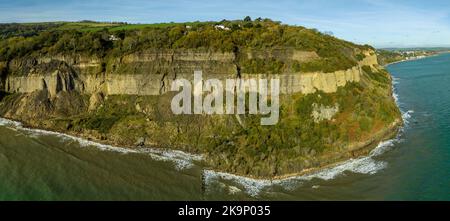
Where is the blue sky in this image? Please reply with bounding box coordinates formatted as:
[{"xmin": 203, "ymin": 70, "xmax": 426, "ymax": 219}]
[{"xmin": 1, "ymin": 0, "xmax": 450, "ymax": 48}]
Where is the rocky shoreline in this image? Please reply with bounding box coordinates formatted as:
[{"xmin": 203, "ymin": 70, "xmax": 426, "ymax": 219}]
[
  {"xmin": 0, "ymin": 113, "xmax": 402, "ymax": 180},
  {"xmin": 0, "ymin": 116, "xmax": 205, "ymax": 168}
]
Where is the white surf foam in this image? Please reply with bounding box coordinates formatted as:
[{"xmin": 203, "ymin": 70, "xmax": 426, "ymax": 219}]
[
  {"xmin": 203, "ymin": 170, "xmax": 274, "ymax": 197},
  {"xmin": 0, "ymin": 117, "xmax": 203, "ymax": 170},
  {"xmin": 402, "ymin": 110, "xmax": 414, "ymax": 126},
  {"xmin": 138, "ymin": 148, "xmax": 203, "ymax": 170},
  {"xmin": 0, "ymin": 118, "xmax": 22, "ymax": 127},
  {"xmin": 392, "ymin": 76, "xmax": 401, "ymax": 104}
]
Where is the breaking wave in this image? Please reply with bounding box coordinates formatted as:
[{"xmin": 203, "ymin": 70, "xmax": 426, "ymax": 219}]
[{"xmin": 0, "ymin": 117, "xmax": 203, "ymax": 170}]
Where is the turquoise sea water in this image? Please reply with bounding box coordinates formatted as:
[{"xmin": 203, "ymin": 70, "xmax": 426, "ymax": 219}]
[{"xmin": 0, "ymin": 53, "xmax": 449, "ymax": 200}]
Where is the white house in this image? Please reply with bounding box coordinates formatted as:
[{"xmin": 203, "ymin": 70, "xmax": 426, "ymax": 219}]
[
  {"xmin": 109, "ymin": 35, "xmax": 120, "ymax": 41},
  {"xmin": 214, "ymin": 25, "xmax": 230, "ymax": 31}
]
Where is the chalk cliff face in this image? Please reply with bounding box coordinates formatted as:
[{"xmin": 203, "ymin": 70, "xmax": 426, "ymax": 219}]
[{"xmin": 3, "ymin": 49, "xmax": 376, "ymax": 96}]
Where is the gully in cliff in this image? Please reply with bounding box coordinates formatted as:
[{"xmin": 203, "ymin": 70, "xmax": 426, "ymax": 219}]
[{"xmin": 170, "ymin": 71, "xmax": 280, "ymax": 125}]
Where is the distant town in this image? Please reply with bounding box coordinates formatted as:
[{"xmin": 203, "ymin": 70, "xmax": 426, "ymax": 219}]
[{"xmin": 376, "ymin": 48, "xmax": 450, "ymax": 65}]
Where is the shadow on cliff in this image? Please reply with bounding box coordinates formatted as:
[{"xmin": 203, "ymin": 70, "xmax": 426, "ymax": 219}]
[{"xmin": 0, "ymin": 91, "xmax": 9, "ymax": 103}]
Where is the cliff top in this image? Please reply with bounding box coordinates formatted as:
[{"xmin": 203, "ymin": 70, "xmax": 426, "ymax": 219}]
[{"xmin": 0, "ymin": 18, "xmax": 375, "ymax": 73}]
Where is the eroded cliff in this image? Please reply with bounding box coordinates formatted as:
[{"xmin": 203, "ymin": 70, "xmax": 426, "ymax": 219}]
[
  {"xmin": 0, "ymin": 48, "xmax": 401, "ymax": 177},
  {"xmin": 3, "ymin": 49, "xmax": 374, "ymax": 96},
  {"xmin": 0, "ymin": 20, "xmax": 401, "ymax": 178}
]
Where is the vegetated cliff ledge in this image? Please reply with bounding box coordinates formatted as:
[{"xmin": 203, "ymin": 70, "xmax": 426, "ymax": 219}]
[{"xmin": 0, "ymin": 19, "xmax": 402, "ymax": 178}]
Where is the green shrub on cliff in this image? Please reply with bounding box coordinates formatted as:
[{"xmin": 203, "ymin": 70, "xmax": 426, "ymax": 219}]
[
  {"xmin": 241, "ymin": 58, "xmax": 285, "ymax": 74},
  {"xmin": 299, "ymin": 56, "xmax": 356, "ymax": 73},
  {"xmin": 0, "ymin": 23, "xmax": 62, "ymax": 39},
  {"xmin": 362, "ymin": 65, "xmax": 390, "ymax": 85}
]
